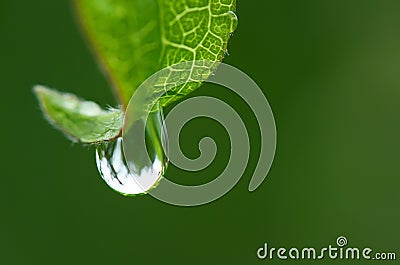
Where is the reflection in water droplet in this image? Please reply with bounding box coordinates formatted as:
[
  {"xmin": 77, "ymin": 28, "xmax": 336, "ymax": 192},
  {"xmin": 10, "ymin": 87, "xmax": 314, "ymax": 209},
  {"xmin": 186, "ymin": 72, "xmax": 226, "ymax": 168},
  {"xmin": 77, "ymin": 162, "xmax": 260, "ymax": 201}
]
[
  {"xmin": 227, "ymin": 11, "xmax": 238, "ymax": 33},
  {"xmin": 95, "ymin": 110, "xmax": 168, "ymax": 195}
]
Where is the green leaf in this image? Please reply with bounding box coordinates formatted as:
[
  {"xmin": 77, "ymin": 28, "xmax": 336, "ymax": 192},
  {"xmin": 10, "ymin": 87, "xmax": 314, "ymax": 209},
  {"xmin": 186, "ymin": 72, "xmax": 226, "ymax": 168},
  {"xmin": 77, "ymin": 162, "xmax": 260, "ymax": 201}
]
[
  {"xmin": 74, "ymin": 0, "xmax": 237, "ymax": 107},
  {"xmin": 35, "ymin": 1, "xmax": 237, "ymax": 144},
  {"xmin": 34, "ymin": 85, "xmax": 123, "ymax": 143}
]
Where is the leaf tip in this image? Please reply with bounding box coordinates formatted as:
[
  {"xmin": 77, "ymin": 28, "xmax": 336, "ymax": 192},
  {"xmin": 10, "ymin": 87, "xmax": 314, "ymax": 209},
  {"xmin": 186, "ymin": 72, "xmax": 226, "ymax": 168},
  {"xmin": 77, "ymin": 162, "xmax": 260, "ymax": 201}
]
[
  {"xmin": 33, "ymin": 84, "xmax": 56, "ymax": 107},
  {"xmin": 33, "ymin": 84, "xmax": 49, "ymax": 96}
]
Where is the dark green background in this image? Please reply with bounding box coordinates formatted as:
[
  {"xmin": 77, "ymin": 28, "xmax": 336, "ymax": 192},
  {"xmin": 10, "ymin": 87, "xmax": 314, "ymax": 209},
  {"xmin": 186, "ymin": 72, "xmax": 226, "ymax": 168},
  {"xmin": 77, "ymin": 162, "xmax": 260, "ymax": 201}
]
[{"xmin": 1, "ymin": 1, "xmax": 399, "ymax": 264}]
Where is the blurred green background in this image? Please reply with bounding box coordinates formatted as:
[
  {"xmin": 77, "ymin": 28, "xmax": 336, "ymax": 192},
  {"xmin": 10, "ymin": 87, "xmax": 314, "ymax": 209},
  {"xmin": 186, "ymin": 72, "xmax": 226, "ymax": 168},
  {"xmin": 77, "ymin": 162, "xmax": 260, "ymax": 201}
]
[{"xmin": 1, "ymin": 1, "xmax": 399, "ymax": 264}]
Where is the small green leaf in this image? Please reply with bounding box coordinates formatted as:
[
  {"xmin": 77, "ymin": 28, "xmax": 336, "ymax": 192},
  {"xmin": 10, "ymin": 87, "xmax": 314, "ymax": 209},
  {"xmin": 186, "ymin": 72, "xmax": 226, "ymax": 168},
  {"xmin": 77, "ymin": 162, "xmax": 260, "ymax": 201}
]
[
  {"xmin": 34, "ymin": 85, "xmax": 123, "ymax": 143},
  {"xmin": 74, "ymin": 0, "xmax": 237, "ymax": 107}
]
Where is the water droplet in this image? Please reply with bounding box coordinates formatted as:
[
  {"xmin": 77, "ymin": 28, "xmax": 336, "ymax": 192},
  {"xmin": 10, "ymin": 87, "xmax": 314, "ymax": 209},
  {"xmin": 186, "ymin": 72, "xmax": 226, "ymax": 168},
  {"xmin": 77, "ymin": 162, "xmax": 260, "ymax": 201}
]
[
  {"xmin": 95, "ymin": 110, "xmax": 168, "ymax": 195},
  {"xmin": 227, "ymin": 11, "xmax": 238, "ymax": 32}
]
